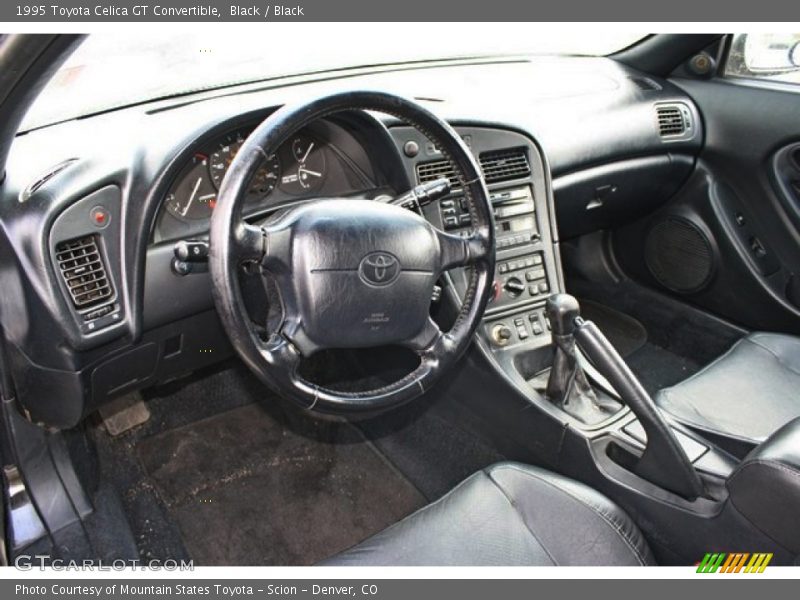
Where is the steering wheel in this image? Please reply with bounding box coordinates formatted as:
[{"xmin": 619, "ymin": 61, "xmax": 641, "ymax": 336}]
[{"xmin": 209, "ymin": 91, "xmax": 495, "ymax": 415}]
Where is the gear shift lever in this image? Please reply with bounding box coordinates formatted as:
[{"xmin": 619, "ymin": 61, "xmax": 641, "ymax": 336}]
[
  {"xmin": 541, "ymin": 293, "xmax": 704, "ymax": 499},
  {"xmin": 544, "ymin": 294, "xmax": 621, "ymax": 424}
]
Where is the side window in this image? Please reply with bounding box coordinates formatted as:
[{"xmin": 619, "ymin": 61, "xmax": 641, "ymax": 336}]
[{"xmin": 725, "ymin": 33, "xmax": 800, "ymax": 85}]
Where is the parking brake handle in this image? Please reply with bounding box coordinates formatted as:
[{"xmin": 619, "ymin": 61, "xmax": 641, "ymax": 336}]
[{"xmin": 548, "ymin": 293, "xmax": 705, "ymax": 500}]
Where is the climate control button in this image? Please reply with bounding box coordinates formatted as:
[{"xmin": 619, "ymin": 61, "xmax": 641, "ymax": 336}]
[{"xmin": 504, "ymin": 277, "xmax": 525, "ymax": 297}]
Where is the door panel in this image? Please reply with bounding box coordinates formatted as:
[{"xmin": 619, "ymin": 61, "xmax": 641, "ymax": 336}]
[{"xmin": 613, "ymin": 67, "xmax": 800, "ymax": 334}]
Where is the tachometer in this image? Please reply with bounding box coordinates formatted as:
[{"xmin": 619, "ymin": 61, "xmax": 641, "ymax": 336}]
[
  {"xmin": 209, "ymin": 132, "xmax": 281, "ymax": 196},
  {"xmin": 165, "ymin": 153, "xmax": 218, "ymax": 220}
]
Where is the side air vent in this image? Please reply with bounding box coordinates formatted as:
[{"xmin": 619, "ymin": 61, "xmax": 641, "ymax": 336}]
[
  {"xmin": 479, "ymin": 148, "xmax": 531, "ymax": 183},
  {"xmin": 656, "ymin": 103, "xmax": 694, "ymax": 139},
  {"xmin": 416, "ymin": 159, "xmax": 459, "ymax": 187},
  {"xmin": 55, "ymin": 235, "xmax": 114, "ymax": 309},
  {"xmin": 630, "ymin": 77, "xmax": 662, "ymax": 91}
]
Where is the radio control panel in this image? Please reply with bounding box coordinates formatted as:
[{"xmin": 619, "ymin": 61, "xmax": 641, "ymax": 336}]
[{"xmin": 439, "ymin": 184, "xmax": 552, "ymax": 314}]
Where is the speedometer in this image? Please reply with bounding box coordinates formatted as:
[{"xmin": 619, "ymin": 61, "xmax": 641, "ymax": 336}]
[{"xmin": 209, "ymin": 132, "xmax": 281, "ymax": 195}]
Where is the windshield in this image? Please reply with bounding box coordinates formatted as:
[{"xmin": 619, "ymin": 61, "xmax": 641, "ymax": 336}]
[{"xmin": 22, "ymin": 27, "xmax": 646, "ymax": 131}]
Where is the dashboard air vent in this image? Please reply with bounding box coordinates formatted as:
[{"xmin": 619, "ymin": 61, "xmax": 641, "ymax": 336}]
[
  {"xmin": 54, "ymin": 235, "xmax": 113, "ymax": 309},
  {"xmin": 656, "ymin": 104, "xmax": 688, "ymax": 137},
  {"xmin": 416, "ymin": 159, "xmax": 459, "ymax": 187},
  {"xmin": 416, "ymin": 147, "xmax": 532, "ymax": 186},
  {"xmin": 479, "ymin": 148, "xmax": 531, "ymax": 183}
]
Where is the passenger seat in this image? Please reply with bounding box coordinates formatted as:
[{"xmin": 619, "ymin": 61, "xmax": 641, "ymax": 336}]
[{"xmin": 656, "ymin": 332, "xmax": 800, "ymax": 454}]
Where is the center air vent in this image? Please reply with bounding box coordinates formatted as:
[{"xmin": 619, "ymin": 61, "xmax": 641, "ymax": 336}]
[
  {"xmin": 55, "ymin": 235, "xmax": 114, "ymax": 309},
  {"xmin": 479, "ymin": 148, "xmax": 531, "ymax": 183},
  {"xmin": 416, "ymin": 147, "xmax": 532, "ymax": 187},
  {"xmin": 416, "ymin": 159, "xmax": 459, "ymax": 187},
  {"xmin": 656, "ymin": 103, "xmax": 694, "ymax": 140}
]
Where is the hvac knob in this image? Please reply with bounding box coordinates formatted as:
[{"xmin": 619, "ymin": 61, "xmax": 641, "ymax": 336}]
[
  {"xmin": 504, "ymin": 277, "xmax": 525, "ymax": 297},
  {"xmin": 491, "ymin": 323, "xmax": 513, "ymax": 347}
]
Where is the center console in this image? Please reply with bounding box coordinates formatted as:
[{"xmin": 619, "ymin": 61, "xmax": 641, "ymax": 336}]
[{"xmin": 389, "ymin": 125, "xmax": 563, "ymax": 352}]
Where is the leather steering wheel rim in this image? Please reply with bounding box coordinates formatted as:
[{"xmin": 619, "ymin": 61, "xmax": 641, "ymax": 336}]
[{"xmin": 209, "ymin": 91, "xmax": 495, "ymax": 415}]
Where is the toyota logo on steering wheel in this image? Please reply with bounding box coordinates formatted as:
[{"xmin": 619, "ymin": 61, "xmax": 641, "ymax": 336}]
[{"xmin": 359, "ymin": 252, "xmax": 401, "ymax": 287}]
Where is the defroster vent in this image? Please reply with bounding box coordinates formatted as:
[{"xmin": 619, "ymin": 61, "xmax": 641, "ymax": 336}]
[{"xmin": 55, "ymin": 235, "xmax": 114, "ymax": 309}]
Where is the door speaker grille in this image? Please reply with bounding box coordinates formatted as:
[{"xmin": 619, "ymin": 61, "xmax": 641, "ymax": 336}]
[{"xmin": 644, "ymin": 217, "xmax": 714, "ymax": 293}]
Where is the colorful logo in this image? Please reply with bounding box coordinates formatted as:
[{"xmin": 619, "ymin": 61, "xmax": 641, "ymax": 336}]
[{"xmin": 696, "ymin": 552, "xmax": 773, "ymax": 573}]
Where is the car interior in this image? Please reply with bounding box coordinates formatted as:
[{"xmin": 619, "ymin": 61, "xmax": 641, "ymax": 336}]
[{"xmin": 1, "ymin": 32, "xmax": 800, "ymax": 567}]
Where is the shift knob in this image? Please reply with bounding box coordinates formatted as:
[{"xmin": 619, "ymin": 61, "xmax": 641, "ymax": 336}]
[{"xmin": 545, "ymin": 293, "xmax": 581, "ymax": 336}]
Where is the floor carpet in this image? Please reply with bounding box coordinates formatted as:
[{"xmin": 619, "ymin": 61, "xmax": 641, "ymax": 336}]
[{"xmin": 136, "ymin": 402, "xmax": 426, "ymax": 565}]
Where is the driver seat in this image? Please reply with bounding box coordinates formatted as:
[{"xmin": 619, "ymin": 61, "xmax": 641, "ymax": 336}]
[{"xmin": 323, "ymin": 462, "xmax": 654, "ymax": 566}]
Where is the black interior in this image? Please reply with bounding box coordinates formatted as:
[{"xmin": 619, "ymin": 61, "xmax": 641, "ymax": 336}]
[{"xmin": 2, "ymin": 33, "xmax": 800, "ymax": 566}]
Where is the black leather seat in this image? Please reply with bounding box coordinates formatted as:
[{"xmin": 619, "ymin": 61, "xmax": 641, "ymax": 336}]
[
  {"xmin": 656, "ymin": 332, "xmax": 800, "ymax": 447},
  {"xmin": 323, "ymin": 462, "xmax": 654, "ymax": 566}
]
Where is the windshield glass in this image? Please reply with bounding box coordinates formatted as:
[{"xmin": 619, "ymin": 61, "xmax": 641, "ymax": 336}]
[{"xmin": 22, "ymin": 27, "xmax": 646, "ymax": 131}]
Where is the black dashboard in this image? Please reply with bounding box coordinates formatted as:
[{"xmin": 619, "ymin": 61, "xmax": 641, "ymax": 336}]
[{"xmin": 0, "ymin": 55, "xmax": 704, "ymax": 428}]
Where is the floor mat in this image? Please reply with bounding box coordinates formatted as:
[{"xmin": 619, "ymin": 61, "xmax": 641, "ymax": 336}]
[
  {"xmin": 626, "ymin": 343, "xmax": 701, "ymax": 396},
  {"xmin": 576, "ymin": 296, "xmax": 703, "ymax": 395},
  {"xmin": 136, "ymin": 402, "xmax": 426, "ymax": 565},
  {"xmin": 579, "ymin": 299, "xmax": 648, "ymax": 358},
  {"xmin": 569, "ymin": 278, "xmax": 744, "ymax": 366}
]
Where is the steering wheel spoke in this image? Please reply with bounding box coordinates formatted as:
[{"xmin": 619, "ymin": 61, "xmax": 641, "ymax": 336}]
[
  {"xmin": 258, "ymin": 333, "xmax": 302, "ymax": 371},
  {"xmin": 232, "ymin": 222, "xmax": 267, "ymax": 262},
  {"xmin": 436, "ymin": 228, "xmax": 491, "ymax": 272},
  {"xmin": 402, "ymin": 317, "xmax": 445, "ymax": 355}
]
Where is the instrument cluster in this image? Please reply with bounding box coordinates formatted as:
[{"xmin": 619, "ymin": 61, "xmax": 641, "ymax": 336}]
[{"xmin": 154, "ymin": 123, "xmax": 369, "ymax": 243}]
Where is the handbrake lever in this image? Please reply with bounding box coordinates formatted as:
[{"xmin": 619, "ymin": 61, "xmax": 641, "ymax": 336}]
[{"xmin": 573, "ymin": 316, "xmax": 706, "ymax": 500}]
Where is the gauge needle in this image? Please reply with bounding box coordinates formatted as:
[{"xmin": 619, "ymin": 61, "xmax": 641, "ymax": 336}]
[
  {"xmin": 301, "ymin": 142, "xmax": 314, "ymax": 163},
  {"xmin": 182, "ymin": 176, "xmax": 203, "ymax": 217},
  {"xmin": 298, "ymin": 167, "xmax": 322, "ymax": 177}
]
